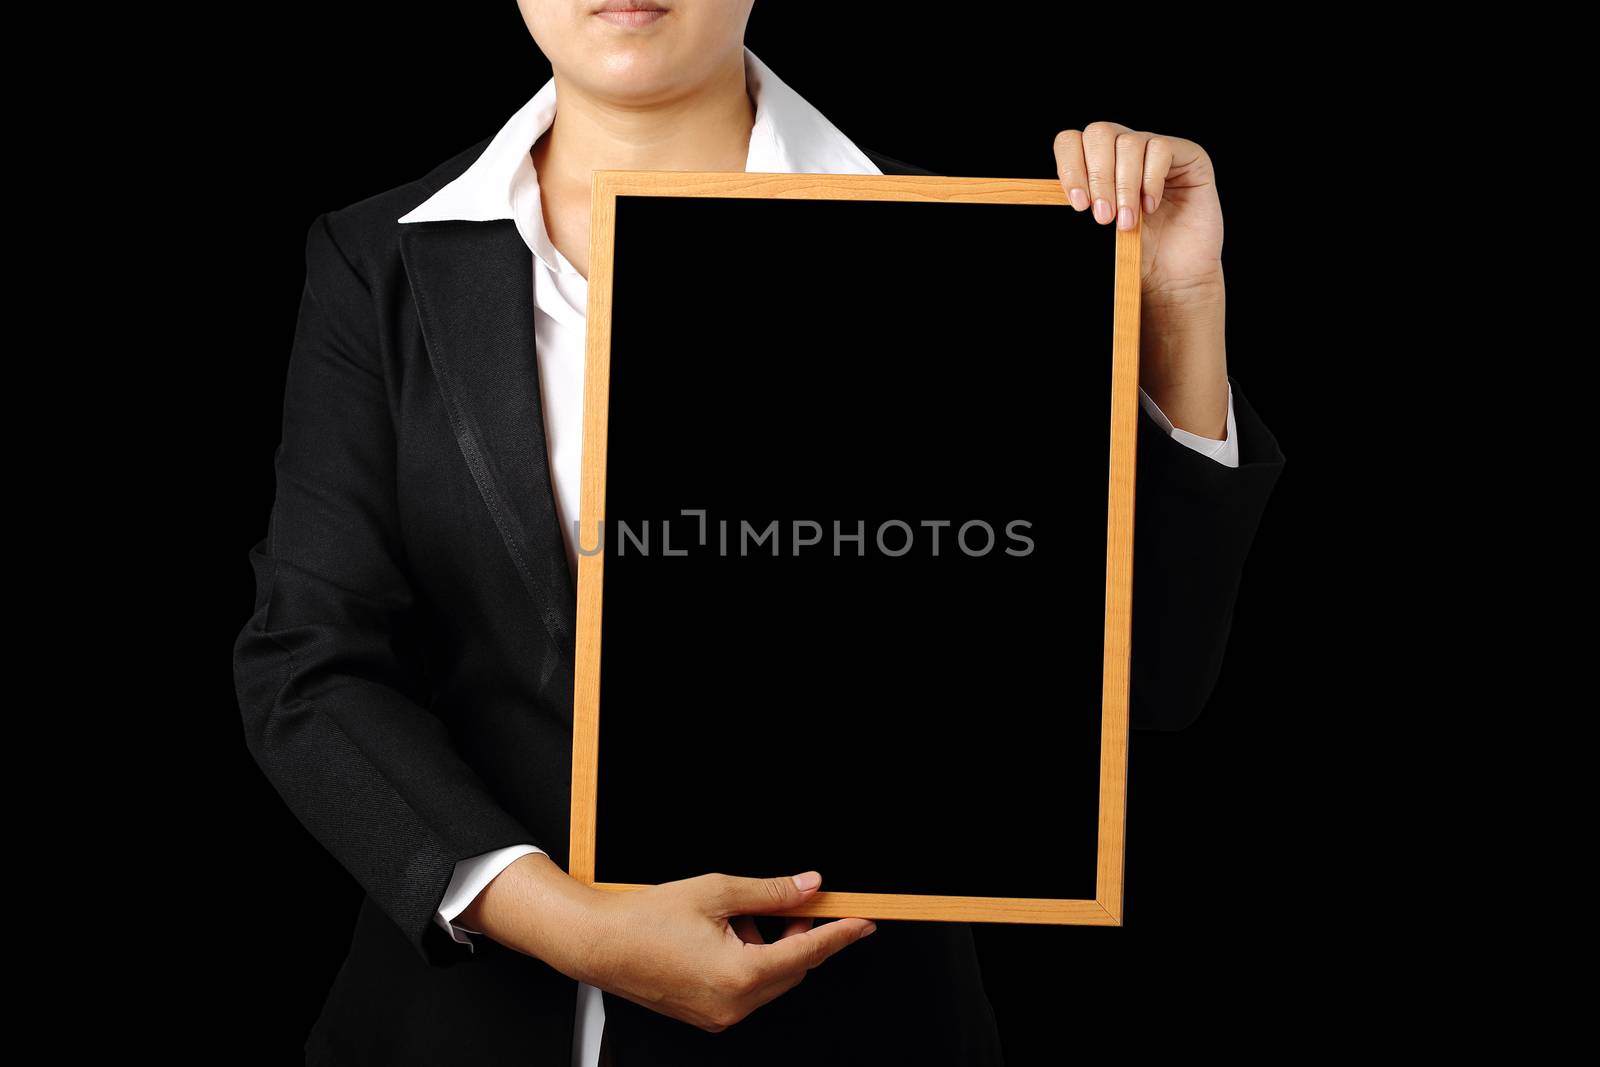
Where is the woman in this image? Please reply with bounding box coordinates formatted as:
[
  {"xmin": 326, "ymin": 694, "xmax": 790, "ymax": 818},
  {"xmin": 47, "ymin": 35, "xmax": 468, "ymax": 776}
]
[{"xmin": 234, "ymin": 2, "xmax": 1285, "ymax": 1064}]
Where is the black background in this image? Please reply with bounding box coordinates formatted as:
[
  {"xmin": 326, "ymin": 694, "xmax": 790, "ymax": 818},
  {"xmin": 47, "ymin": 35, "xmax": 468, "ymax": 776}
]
[{"xmin": 150, "ymin": 4, "xmax": 1398, "ymax": 1061}]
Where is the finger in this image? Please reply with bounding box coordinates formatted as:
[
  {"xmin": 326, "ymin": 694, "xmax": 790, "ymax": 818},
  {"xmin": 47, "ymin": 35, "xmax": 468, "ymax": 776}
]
[
  {"xmin": 778, "ymin": 916, "xmax": 815, "ymax": 940},
  {"xmin": 703, "ymin": 870, "xmax": 822, "ymax": 918},
  {"xmin": 1082, "ymin": 121, "xmax": 1129, "ymax": 226},
  {"xmin": 730, "ymin": 916, "xmax": 765, "ymax": 944},
  {"xmin": 1141, "ymin": 135, "xmax": 1173, "ymax": 215},
  {"xmin": 1114, "ymin": 130, "xmax": 1152, "ymax": 231},
  {"xmin": 746, "ymin": 917, "xmax": 877, "ymax": 985},
  {"xmin": 1052, "ymin": 130, "xmax": 1091, "ymax": 212}
]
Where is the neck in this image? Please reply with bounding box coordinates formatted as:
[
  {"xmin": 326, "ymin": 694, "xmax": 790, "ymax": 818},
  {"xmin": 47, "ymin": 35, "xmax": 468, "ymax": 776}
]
[{"xmin": 533, "ymin": 52, "xmax": 756, "ymax": 190}]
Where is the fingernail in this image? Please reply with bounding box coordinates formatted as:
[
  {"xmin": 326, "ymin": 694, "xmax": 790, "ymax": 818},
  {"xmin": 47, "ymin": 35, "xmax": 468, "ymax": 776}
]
[
  {"xmin": 793, "ymin": 871, "xmax": 821, "ymax": 891},
  {"xmin": 1069, "ymin": 187, "xmax": 1090, "ymax": 211},
  {"xmin": 861, "ymin": 922, "xmax": 877, "ymax": 937},
  {"xmin": 1093, "ymin": 198, "xmax": 1113, "ymax": 224},
  {"xmin": 1143, "ymin": 193, "xmax": 1157, "ymax": 214},
  {"xmin": 1117, "ymin": 205, "xmax": 1134, "ymax": 230}
]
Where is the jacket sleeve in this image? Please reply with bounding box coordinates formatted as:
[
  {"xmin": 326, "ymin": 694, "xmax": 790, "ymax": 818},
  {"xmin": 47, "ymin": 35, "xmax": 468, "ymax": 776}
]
[
  {"xmin": 1128, "ymin": 375, "xmax": 1285, "ymax": 731},
  {"xmin": 232, "ymin": 211, "xmax": 540, "ymax": 966}
]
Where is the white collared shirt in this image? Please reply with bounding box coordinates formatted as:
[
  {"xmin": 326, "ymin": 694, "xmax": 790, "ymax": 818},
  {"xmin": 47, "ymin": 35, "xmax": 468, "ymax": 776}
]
[{"xmin": 400, "ymin": 44, "xmax": 1239, "ymax": 1067}]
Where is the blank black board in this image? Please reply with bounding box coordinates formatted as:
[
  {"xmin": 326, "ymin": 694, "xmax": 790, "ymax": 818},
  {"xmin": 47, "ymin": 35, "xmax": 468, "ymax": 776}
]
[{"xmin": 577, "ymin": 175, "xmax": 1130, "ymax": 922}]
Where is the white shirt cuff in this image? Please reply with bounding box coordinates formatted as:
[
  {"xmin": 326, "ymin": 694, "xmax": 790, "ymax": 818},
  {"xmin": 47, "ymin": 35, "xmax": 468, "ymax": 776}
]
[
  {"xmin": 1138, "ymin": 383, "xmax": 1239, "ymax": 468},
  {"xmin": 433, "ymin": 844, "xmax": 547, "ymax": 948}
]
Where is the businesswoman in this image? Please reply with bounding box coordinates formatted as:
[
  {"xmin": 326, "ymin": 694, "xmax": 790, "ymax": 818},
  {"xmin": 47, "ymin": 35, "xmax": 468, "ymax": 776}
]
[{"xmin": 234, "ymin": 2, "xmax": 1285, "ymax": 1064}]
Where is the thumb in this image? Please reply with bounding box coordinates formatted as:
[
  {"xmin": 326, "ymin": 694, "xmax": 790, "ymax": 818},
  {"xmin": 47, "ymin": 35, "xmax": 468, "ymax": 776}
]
[{"xmin": 702, "ymin": 870, "xmax": 822, "ymax": 918}]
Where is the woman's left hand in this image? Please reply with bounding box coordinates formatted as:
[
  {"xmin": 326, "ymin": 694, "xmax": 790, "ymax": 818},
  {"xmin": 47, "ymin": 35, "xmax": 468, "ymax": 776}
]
[{"xmin": 1053, "ymin": 122, "xmax": 1230, "ymax": 440}]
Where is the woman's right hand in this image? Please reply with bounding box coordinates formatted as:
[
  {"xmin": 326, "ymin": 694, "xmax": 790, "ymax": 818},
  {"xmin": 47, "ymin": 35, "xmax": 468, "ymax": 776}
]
[{"xmin": 460, "ymin": 852, "xmax": 877, "ymax": 1032}]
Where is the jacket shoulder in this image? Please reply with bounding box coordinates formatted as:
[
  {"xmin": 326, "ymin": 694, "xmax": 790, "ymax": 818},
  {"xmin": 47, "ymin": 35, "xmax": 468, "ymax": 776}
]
[{"xmin": 309, "ymin": 133, "xmax": 496, "ymax": 266}]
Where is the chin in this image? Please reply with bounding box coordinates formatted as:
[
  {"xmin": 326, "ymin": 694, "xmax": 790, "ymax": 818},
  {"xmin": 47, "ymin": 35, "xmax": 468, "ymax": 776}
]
[{"xmin": 586, "ymin": 47, "xmax": 687, "ymax": 101}]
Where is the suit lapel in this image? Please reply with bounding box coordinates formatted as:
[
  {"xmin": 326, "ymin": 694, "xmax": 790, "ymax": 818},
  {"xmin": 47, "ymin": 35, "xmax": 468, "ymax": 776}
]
[
  {"xmin": 399, "ymin": 218, "xmax": 576, "ymax": 658},
  {"xmin": 393, "ymin": 154, "xmax": 924, "ymax": 660}
]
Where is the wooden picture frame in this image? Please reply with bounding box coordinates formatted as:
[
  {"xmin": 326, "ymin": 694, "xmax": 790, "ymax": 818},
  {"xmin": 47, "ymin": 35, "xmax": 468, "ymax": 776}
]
[{"xmin": 568, "ymin": 170, "xmax": 1141, "ymax": 925}]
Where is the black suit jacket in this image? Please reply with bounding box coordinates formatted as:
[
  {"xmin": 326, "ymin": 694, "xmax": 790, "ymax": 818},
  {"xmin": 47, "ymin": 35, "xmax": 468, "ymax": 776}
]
[{"xmin": 234, "ymin": 134, "xmax": 1285, "ymax": 1067}]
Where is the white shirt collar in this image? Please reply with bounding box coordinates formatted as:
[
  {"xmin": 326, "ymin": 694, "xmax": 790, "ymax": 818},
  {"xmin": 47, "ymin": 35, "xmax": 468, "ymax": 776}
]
[{"xmin": 397, "ymin": 46, "xmax": 881, "ymax": 274}]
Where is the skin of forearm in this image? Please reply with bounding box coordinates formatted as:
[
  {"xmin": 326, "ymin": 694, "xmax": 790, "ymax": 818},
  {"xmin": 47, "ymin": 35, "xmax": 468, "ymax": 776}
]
[
  {"xmin": 1140, "ymin": 274, "xmax": 1230, "ymax": 440},
  {"xmin": 460, "ymin": 852, "xmax": 613, "ymax": 983}
]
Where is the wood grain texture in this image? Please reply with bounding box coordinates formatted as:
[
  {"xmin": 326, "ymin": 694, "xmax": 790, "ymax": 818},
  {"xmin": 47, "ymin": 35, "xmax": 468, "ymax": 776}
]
[
  {"xmin": 592, "ymin": 883, "xmax": 1121, "ymax": 926},
  {"xmin": 565, "ymin": 173, "xmax": 618, "ymax": 885},
  {"xmin": 587, "ymin": 169, "xmax": 1077, "ymax": 205},
  {"xmin": 570, "ymin": 169, "xmax": 1139, "ymax": 925},
  {"xmin": 1097, "ymin": 209, "xmax": 1143, "ymax": 926}
]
